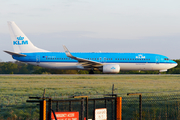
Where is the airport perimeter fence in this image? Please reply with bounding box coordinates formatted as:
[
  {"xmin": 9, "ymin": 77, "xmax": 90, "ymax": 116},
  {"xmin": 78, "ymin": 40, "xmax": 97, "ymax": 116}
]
[
  {"xmin": 1, "ymin": 93, "xmax": 180, "ymax": 119},
  {"xmin": 122, "ymin": 94, "xmax": 180, "ymax": 120}
]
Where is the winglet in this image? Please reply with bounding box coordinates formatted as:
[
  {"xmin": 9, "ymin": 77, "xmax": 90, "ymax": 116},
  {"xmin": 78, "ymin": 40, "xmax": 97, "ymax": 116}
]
[{"xmin": 63, "ymin": 45, "xmax": 73, "ymax": 57}]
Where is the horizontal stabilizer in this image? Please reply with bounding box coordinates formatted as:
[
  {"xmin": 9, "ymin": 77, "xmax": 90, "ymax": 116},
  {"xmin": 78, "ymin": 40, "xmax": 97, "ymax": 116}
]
[{"xmin": 4, "ymin": 50, "xmax": 27, "ymax": 57}]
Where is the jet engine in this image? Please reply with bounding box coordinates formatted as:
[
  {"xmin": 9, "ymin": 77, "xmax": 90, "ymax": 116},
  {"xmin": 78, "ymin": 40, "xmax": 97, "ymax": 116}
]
[{"xmin": 102, "ymin": 64, "xmax": 120, "ymax": 73}]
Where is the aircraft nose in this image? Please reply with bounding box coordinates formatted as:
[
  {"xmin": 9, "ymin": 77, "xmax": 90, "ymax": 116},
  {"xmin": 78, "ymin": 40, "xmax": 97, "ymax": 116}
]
[
  {"xmin": 172, "ymin": 60, "xmax": 178, "ymax": 68},
  {"xmin": 174, "ymin": 63, "xmax": 178, "ymax": 67}
]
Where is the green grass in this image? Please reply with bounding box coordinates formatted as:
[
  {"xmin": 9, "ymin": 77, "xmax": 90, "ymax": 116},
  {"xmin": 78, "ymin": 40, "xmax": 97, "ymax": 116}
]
[
  {"xmin": 1, "ymin": 75, "xmax": 180, "ymax": 98},
  {"xmin": 1, "ymin": 75, "xmax": 180, "ymax": 119}
]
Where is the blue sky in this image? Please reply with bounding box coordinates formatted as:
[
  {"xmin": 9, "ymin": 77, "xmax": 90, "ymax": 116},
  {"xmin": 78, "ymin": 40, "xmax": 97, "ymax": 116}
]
[{"xmin": 0, "ymin": 0, "xmax": 180, "ymax": 61}]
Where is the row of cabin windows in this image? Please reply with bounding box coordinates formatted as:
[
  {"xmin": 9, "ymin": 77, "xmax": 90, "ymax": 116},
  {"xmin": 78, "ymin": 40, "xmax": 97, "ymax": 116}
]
[
  {"xmin": 46, "ymin": 58, "xmax": 72, "ymax": 60},
  {"xmin": 45, "ymin": 58, "xmax": 103, "ymax": 60},
  {"xmin": 87, "ymin": 58, "xmax": 112, "ymax": 60},
  {"xmin": 115, "ymin": 58, "xmax": 150, "ymax": 61},
  {"xmin": 45, "ymin": 57, "xmax": 150, "ymax": 61}
]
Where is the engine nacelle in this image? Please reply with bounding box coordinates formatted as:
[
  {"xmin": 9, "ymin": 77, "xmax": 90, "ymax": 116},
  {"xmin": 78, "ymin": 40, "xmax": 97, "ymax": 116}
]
[{"xmin": 103, "ymin": 64, "xmax": 120, "ymax": 74}]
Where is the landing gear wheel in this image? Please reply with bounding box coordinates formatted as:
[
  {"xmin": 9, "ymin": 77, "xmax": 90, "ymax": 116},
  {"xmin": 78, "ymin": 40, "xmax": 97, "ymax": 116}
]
[{"xmin": 89, "ymin": 70, "xmax": 94, "ymax": 74}]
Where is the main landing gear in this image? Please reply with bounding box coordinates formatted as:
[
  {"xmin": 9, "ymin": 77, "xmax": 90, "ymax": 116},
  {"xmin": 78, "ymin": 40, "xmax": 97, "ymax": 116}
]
[
  {"xmin": 89, "ymin": 70, "xmax": 94, "ymax": 74},
  {"xmin": 89, "ymin": 68, "xmax": 94, "ymax": 74}
]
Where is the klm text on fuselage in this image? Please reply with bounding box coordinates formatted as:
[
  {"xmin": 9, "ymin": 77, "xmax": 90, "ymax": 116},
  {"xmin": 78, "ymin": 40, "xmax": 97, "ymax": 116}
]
[{"xmin": 13, "ymin": 36, "xmax": 28, "ymax": 45}]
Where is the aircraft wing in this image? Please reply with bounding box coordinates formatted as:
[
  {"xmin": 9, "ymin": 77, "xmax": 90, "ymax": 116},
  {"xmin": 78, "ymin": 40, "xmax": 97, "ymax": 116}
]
[
  {"xmin": 4, "ymin": 50, "xmax": 27, "ymax": 57},
  {"xmin": 63, "ymin": 45, "xmax": 102, "ymax": 67}
]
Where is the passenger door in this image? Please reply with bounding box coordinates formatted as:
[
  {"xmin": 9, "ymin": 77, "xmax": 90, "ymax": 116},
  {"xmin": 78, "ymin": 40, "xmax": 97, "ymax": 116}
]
[
  {"xmin": 36, "ymin": 55, "xmax": 40, "ymax": 63},
  {"xmin": 156, "ymin": 56, "xmax": 160, "ymax": 64}
]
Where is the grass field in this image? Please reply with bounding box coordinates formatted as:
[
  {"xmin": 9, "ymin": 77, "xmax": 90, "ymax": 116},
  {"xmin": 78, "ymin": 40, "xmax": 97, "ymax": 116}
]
[
  {"xmin": 1, "ymin": 74, "xmax": 180, "ymax": 119},
  {"xmin": 1, "ymin": 75, "xmax": 180, "ymax": 98}
]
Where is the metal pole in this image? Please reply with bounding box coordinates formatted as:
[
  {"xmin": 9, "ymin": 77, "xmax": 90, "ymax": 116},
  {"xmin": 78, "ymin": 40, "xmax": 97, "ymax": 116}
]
[
  {"xmin": 69, "ymin": 101, "xmax": 72, "ymax": 111},
  {"xmin": 112, "ymin": 99, "xmax": 114, "ymax": 120},
  {"xmin": 115, "ymin": 97, "xmax": 117, "ymax": 120},
  {"xmin": 56, "ymin": 102, "xmax": 59, "ymax": 112},
  {"xmin": 43, "ymin": 89, "xmax": 46, "ymax": 98},
  {"xmin": 81, "ymin": 99, "xmax": 84, "ymax": 120},
  {"xmin": 139, "ymin": 95, "xmax": 142, "ymax": 120},
  {"xmin": 127, "ymin": 93, "xmax": 142, "ymax": 120},
  {"xmin": 94, "ymin": 100, "xmax": 96, "ymax": 110},
  {"xmin": 86, "ymin": 98, "xmax": 88, "ymax": 120},
  {"xmin": 48, "ymin": 98, "xmax": 52, "ymax": 120},
  {"xmin": 116, "ymin": 97, "xmax": 122, "ymax": 120},
  {"xmin": 40, "ymin": 101, "xmax": 43, "ymax": 120},
  {"xmin": 112, "ymin": 84, "xmax": 114, "ymax": 96},
  {"xmin": 105, "ymin": 99, "xmax": 107, "ymax": 108}
]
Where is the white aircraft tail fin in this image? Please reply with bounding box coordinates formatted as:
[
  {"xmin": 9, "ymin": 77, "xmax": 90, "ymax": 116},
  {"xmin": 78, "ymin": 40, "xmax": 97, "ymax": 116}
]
[{"xmin": 7, "ymin": 21, "xmax": 49, "ymax": 53}]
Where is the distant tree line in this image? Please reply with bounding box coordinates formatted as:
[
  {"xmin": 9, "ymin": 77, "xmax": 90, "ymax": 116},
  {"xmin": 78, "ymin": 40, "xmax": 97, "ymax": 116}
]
[{"xmin": 0, "ymin": 60, "xmax": 180, "ymax": 74}]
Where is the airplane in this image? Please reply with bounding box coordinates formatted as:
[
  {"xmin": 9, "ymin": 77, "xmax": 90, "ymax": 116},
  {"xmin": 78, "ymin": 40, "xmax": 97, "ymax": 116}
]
[{"xmin": 4, "ymin": 21, "xmax": 177, "ymax": 74}]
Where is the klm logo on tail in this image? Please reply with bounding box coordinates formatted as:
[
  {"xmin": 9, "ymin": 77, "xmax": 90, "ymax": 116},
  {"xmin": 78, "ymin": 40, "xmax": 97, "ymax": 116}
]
[{"xmin": 13, "ymin": 36, "xmax": 28, "ymax": 45}]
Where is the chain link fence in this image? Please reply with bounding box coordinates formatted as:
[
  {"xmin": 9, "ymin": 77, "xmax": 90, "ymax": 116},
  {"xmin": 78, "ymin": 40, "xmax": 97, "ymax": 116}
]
[
  {"xmin": 122, "ymin": 94, "xmax": 180, "ymax": 120},
  {"xmin": 1, "ymin": 93, "xmax": 180, "ymax": 119}
]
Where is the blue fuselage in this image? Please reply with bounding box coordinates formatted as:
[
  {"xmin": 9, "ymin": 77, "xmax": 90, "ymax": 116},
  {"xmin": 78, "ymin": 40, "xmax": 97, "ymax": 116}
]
[{"xmin": 13, "ymin": 52, "xmax": 176, "ymax": 64}]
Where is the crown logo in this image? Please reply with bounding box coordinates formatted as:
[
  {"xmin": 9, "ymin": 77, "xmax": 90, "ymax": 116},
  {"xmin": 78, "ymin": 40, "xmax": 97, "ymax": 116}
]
[
  {"xmin": 136, "ymin": 54, "xmax": 145, "ymax": 59},
  {"xmin": 111, "ymin": 67, "xmax": 116, "ymax": 70},
  {"xmin": 17, "ymin": 36, "xmax": 24, "ymax": 40}
]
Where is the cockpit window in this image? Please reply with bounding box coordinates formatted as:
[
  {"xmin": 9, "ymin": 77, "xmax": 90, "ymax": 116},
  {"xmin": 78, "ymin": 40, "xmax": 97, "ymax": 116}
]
[{"xmin": 164, "ymin": 58, "xmax": 169, "ymax": 60}]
